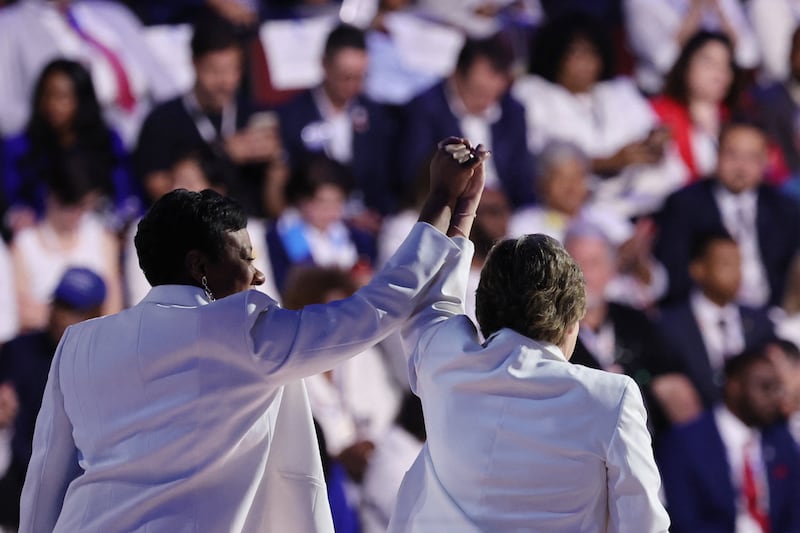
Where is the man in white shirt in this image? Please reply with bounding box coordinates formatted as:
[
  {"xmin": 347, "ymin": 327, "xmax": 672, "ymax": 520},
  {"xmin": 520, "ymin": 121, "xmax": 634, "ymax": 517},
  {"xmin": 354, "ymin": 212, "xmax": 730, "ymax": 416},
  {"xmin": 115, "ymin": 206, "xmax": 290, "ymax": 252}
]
[
  {"xmin": 18, "ymin": 139, "xmax": 488, "ymax": 532},
  {"xmin": 658, "ymin": 348, "xmax": 800, "ymax": 532},
  {"xmin": 389, "ymin": 231, "xmax": 669, "ymax": 531}
]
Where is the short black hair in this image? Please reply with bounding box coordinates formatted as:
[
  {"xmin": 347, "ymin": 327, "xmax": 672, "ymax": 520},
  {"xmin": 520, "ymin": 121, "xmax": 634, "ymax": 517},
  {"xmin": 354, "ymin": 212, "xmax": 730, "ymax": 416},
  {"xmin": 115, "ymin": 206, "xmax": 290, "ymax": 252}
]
[
  {"xmin": 663, "ymin": 31, "xmax": 740, "ymax": 109},
  {"xmin": 455, "ymin": 34, "xmax": 515, "ymax": 76},
  {"xmin": 286, "ymin": 155, "xmax": 354, "ymax": 203},
  {"xmin": 476, "ymin": 234, "xmax": 586, "ymax": 345},
  {"xmin": 689, "ymin": 230, "xmax": 737, "ymax": 263},
  {"xmin": 528, "ymin": 13, "xmax": 615, "ymax": 82},
  {"xmin": 323, "ymin": 24, "xmax": 366, "ymax": 60},
  {"xmin": 191, "ymin": 15, "xmax": 242, "ymax": 59},
  {"xmin": 718, "ymin": 118, "xmax": 769, "ymax": 149},
  {"xmin": 47, "ymin": 152, "xmax": 106, "ymax": 205},
  {"xmin": 134, "ymin": 189, "xmax": 247, "ymax": 286},
  {"xmin": 724, "ymin": 346, "xmax": 772, "ymax": 381}
]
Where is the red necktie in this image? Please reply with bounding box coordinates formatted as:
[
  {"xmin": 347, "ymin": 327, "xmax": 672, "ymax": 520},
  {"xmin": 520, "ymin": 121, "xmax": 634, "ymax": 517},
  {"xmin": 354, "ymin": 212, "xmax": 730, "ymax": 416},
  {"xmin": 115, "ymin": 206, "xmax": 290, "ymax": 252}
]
[
  {"xmin": 743, "ymin": 440, "xmax": 771, "ymax": 533},
  {"xmin": 64, "ymin": 8, "xmax": 136, "ymax": 112}
]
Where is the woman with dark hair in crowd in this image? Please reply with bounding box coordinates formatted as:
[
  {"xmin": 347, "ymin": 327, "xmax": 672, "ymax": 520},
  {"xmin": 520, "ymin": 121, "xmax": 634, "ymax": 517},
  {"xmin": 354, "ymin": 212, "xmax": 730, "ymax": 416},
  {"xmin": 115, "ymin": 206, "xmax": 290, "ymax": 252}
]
[
  {"xmin": 1, "ymin": 59, "xmax": 138, "ymax": 235},
  {"xmin": 513, "ymin": 13, "xmax": 686, "ymax": 218},
  {"xmin": 650, "ymin": 31, "xmax": 741, "ymax": 182}
]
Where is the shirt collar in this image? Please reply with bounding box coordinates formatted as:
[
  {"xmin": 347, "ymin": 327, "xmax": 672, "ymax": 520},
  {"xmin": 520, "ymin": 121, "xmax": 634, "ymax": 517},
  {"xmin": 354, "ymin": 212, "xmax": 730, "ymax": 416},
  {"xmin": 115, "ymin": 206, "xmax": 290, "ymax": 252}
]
[
  {"xmin": 714, "ymin": 182, "xmax": 758, "ymax": 210},
  {"xmin": 312, "ymin": 85, "xmax": 352, "ymax": 120},
  {"xmin": 485, "ymin": 327, "xmax": 568, "ymax": 362},
  {"xmin": 140, "ymin": 284, "xmax": 212, "ymax": 307},
  {"xmin": 444, "ymin": 78, "xmax": 502, "ymax": 123},
  {"xmin": 691, "ymin": 290, "xmax": 739, "ymax": 324},
  {"xmin": 715, "ymin": 404, "xmax": 760, "ymax": 448}
]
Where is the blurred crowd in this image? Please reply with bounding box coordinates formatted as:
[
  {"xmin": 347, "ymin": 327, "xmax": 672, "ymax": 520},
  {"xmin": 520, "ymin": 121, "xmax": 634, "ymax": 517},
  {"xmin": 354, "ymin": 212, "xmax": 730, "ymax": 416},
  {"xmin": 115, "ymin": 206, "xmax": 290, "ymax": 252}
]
[{"xmin": 1, "ymin": 0, "xmax": 800, "ymax": 531}]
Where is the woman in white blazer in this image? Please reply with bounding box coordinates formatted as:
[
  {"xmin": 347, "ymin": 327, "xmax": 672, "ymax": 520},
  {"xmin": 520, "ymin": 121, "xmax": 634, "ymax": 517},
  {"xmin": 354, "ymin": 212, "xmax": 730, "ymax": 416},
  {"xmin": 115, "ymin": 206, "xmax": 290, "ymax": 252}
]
[
  {"xmin": 389, "ymin": 232, "xmax": 670, "ymax": 532},
  {"xmin": 18, "ymin": 140, "xmax": 489, "ymax": 533}
]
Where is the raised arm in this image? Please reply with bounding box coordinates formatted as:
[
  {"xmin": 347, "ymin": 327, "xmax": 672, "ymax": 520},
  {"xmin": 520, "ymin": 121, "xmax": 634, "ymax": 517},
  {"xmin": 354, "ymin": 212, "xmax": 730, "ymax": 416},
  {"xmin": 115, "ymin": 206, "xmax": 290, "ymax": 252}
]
[{"xmin": 238, "ymin": 139, "xmax": 485, "ymax": 383}]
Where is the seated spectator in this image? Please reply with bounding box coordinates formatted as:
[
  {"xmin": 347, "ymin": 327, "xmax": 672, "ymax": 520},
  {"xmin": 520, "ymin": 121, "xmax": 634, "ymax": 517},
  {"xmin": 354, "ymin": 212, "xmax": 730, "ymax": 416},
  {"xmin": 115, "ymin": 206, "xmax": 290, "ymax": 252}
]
[
  {"xmin": 510, "ymin": 142, "xmax": 667, "ymax": 309},
  {"xmin": 0, "ymin": 267, "xmax": 105, "ymax": 530},
  {"xmin": 361, "ymin": 392, "xmax": 426, "ymax": 533},
  {"xmin": 400, "ymin": 34, "xmax": 533, "ymax": 209},
  {"xmin": 656, "ymin": 232, "xmax": 775, "ymax": 411},
  {"xmin": 135, "ymin": 15, "xmax": 284, "ymax": 217},
  {"xmin": 751, "ymin": 26, "xmax": 800, "ymax": 181},
  {"xmin": 775, "ymin": 254, "xmax": 800, "ymax": 349},
  {"xmin": 0, "ymin": 0, "xmax": 180, "ymax": 145},
  {"xmin": 654, "ymin": 120, "xmax": 800, "ymax": 308},
  {"xmin": 658, "ymin": 348, "xmax": 800, "ymax": 533},
  {"xmin": 564, "ymin": 223, "xmax": 700, "ymax": 432},
  {"xmin": 278, "ymin": 23, "xmax": 396, "ymax": 219},
  {"xmin": 623, "ymin": 0, "xmax": 758, "ymax": 94},
  {"xmin": 1, "ymin": 59, "xmax": 139, "ymax": 235},
  {"xmin": 748, "ymin": 0, "xmax": 800, "ymax": 83},
  {"xmin": 123, "ymin": 150, "xmax": 278, "ymax": 305},
  {"xmin": 10, "ymin": 154, "xmax": 123, "ymax": 331},
  {"xmin": 514, "ymin": 14, "xmax": 686, "ymax": 218},
  {"xmin": 266, "ymin": 156, "xmax": 376, "ymax": 292},
  {"xmin": 282, "ymin": 265, "xmax": 401, "ymax": 482},
  {"xmin": 651, "ymin": 31, "xmax": 743, "ymax": 182},
  {"xmin": 765, "ymin": 339, "xmax": 800, "ymax": 445}
]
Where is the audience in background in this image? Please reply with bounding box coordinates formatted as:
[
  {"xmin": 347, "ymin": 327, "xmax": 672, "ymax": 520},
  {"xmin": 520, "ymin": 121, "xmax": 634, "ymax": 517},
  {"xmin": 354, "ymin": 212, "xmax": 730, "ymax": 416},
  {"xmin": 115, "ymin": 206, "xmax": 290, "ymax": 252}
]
[
  {"xmin": 361, "ymin": 392, "xmax": 425, "ymax": 533},
  {"xmin": 655, "ymin": 120, "xmax": 800, "ymax": 308},
  {"xmin": 656, "ymin": 232, "xmax": 775, "ymax": 411},
  {"xmin": 624, "ymin": 0, "xmax": 758, "ymax": 94},
  {"xmin": 2, "ymin": 2, "xmax": 800, "ymax": 529},
  {"xmin": 400, "ymin": 34, "xmax": 533, "ymax": 209},
  {"xmin": 650, "ymin": 31, "xmax": 741, "ymax": 182},
  {"xmin": 1, "ymin": 59, "xmax": 138, "ymax": 235},
  {"xmin": 0, "ymin": 267, "xmax": 105, "ymax": 531},
  {"xmin": 0, "ymin": 0, "xmax": 180, "ymax": 145},
  {"xmin": 10, "ymin": 153, "xmax": 123, "ymax": 332},
  {"xmin": 267, "ymin": 155, "xmax": 375, "ymax": 292},
  {"xmin": 278, "ymin": 23, "xmax": 396, "ymax": 219},
  {"xmin": 515, "ymin": 14, "xmax": 685, "ymax": 218},
  {"xmin": 658, "ymin": 348, "xmax": 800, "ymax": 533},
  {"xmin": 135, "ymin": 15, "xmax": 283, "ymax": 217}
]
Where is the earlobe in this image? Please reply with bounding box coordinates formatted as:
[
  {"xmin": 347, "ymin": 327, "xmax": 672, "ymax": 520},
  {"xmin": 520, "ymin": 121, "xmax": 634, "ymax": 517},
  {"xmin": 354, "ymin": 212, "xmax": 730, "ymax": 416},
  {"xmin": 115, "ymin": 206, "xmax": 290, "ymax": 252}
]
[{"xmin": 185, "ymin": 250, "xmax": 207, "ymax": 285}]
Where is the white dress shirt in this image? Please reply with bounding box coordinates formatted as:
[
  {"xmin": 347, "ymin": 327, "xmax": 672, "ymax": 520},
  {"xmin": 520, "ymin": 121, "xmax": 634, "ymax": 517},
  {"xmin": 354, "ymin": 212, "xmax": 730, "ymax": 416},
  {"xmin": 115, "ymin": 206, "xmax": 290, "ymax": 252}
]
[
  {"xmin": 714, "ymin": 405, "xmax": 769, "ymax": 533},
  {"xmin": 312, "ymin": 86, "xmax": 355, "ymax": 164},
  {"xmin": 691, "ymin": 291, "xmax": 746, "ymax": 372},
  {"xmin": 19, "ymin": 222, "xmax": 461, "ymax": 533},
  {"xmin": 388, "ymin": 238, "xmax": 670, "ymax": 532},
  {"xmin": 714, "ymin": 186, "xmax": 771, "ymax": 307},
  {"xmin": 624, "ymin": 0, "xmax": 760, "ymax": 93}
]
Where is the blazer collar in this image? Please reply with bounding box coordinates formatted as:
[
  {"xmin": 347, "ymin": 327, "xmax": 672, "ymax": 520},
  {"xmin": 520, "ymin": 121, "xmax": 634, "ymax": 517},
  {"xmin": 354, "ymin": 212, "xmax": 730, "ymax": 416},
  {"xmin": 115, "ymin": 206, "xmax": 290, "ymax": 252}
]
[{"xmin": 140, "ymin": 284, "xmax": 212, "ymax": 307}]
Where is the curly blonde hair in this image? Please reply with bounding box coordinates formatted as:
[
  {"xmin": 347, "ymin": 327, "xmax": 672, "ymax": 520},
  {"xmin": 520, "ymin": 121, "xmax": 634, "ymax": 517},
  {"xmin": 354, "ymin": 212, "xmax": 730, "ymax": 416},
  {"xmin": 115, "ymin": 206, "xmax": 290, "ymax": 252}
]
[{"xmin": 476, "ymin": 234, "xmax": 586, "ymax": 346}]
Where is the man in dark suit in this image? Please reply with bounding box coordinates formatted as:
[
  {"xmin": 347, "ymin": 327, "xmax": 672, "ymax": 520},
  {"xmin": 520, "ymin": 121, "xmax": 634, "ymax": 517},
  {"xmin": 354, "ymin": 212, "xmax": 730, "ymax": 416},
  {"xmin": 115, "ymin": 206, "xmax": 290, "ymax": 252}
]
[
  {"xmin": 654, "ymin": 120, "xmax": 800, "ymax": 308},
  {"xmin": 657, "ymin": 232, "xmax": 775, "ymax": 410},
  {"xmin": 658, "ymin": 348, "xmax": 800, "ymax": 533},
  {"xmin": 399, "ymin": 34, "xmax": 534, "ymax": 210},
  {"xmin": 134, "ymin": 16, "xmax": 283, "ymax": 216},
  {"xmin": 277, "ymin": 24, "xmax": 396, "ymax": 218}
]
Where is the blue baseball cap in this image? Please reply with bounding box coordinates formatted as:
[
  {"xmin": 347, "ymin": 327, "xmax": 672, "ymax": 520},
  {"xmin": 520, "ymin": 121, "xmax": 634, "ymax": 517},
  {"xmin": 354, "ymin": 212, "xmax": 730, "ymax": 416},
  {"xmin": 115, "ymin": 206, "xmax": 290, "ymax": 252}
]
[{"xmin": 52, "ymin": 267, "xmax": 107, "ymax": 311}]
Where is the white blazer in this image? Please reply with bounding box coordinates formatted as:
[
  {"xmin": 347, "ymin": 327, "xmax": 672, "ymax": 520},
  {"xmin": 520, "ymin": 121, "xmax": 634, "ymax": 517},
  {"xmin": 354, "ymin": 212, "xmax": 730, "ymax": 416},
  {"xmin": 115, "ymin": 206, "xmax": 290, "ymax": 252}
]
[
  {"xmin": 388, "ymin": 239, "xmax": 670, "ymax": 532},
  {"xmin": 19, "ymin": 222, "xmax": 463, "ymax": 533}
]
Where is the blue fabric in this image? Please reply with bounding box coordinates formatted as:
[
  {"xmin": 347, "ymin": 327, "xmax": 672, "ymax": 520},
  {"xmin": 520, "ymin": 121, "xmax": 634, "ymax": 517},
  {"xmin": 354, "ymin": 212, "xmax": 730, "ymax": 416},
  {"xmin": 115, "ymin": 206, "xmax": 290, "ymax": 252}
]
[
  {"xmin": 53, "ymin": 267, "xmax": 107, "ymax": 310},
  {"xmin": 327, "ymin": 462, "xmax": 360, "ymax": 533},
  {"xmin": 658, "ymin": 411, "xmax": 800, "ymax": 533}
]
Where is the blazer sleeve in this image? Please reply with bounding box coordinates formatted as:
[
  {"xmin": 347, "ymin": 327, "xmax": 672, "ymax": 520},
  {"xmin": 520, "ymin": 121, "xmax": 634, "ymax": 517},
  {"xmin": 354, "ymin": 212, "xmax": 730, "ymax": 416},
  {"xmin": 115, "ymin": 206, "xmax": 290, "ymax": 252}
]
[
  {"xmin": 18, "ymin": 328, "xmax": 82, "ymax": 533},
  {"xmin": 244, "ymin": 222, "xmax": 461, "ymax": 382},
  {"xmin": 606, "ymin": 378, "xmax": 671, "ymax": 533}
]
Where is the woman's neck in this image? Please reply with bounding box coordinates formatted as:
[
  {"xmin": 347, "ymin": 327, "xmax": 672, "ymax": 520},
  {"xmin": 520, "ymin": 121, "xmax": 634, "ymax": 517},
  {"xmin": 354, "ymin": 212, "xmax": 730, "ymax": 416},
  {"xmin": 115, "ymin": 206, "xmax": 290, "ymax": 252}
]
[{"xmin": 689, "ymin": 99, "xmax": 720, "ymax": 135}]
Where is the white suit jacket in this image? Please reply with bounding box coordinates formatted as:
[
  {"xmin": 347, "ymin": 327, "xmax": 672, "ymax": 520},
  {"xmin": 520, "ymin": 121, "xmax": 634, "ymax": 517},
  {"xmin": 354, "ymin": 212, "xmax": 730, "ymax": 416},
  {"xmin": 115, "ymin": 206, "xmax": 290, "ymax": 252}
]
[
  {"xmin": 19, "ymin": 223, "xmax": 464, "ymax": 533},
  {"xmin": 388, "ymin": 239, "xmax": 670, "ymax": 532}
]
